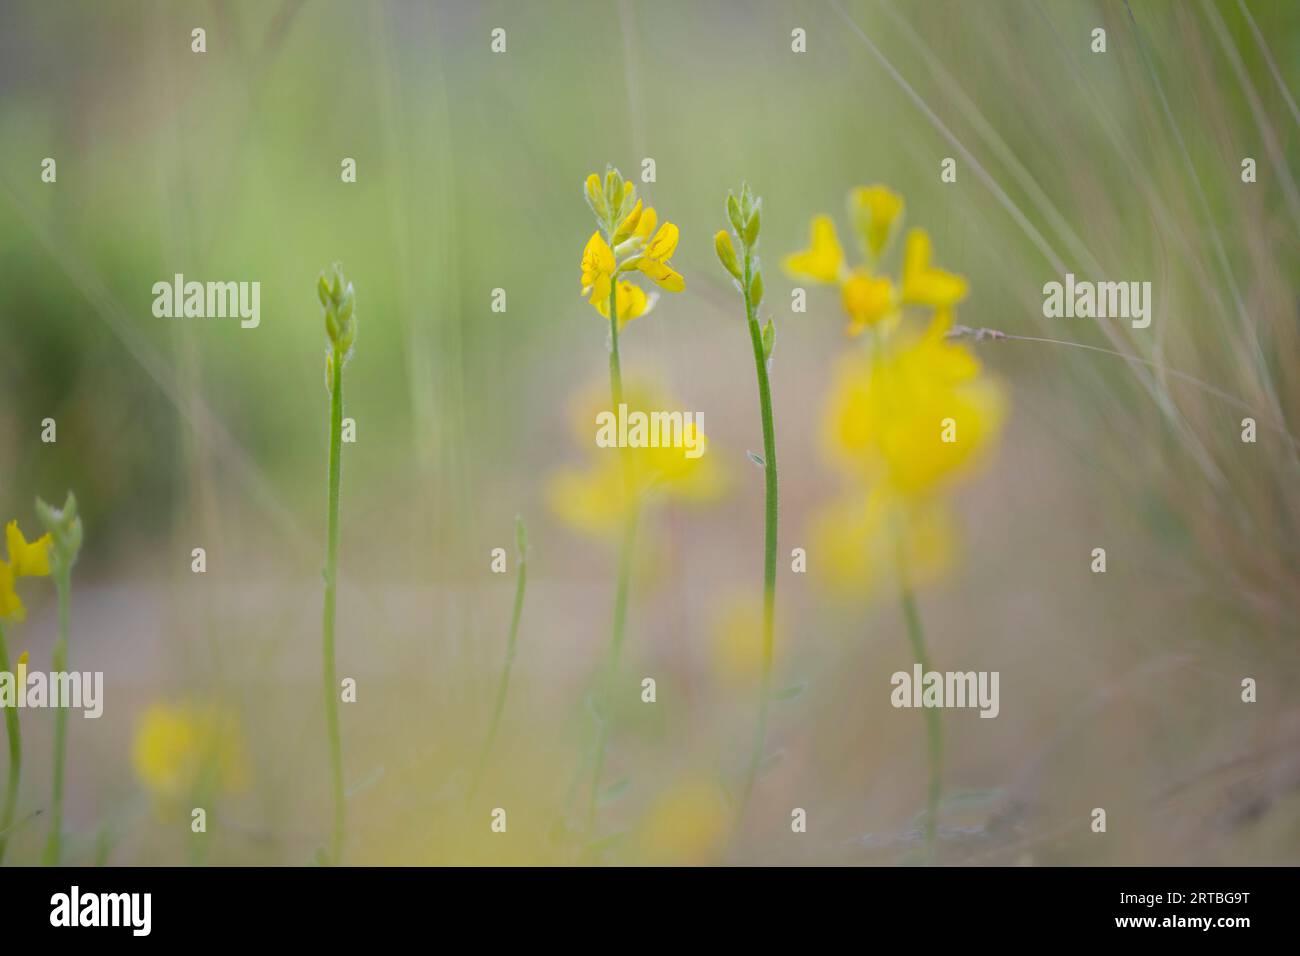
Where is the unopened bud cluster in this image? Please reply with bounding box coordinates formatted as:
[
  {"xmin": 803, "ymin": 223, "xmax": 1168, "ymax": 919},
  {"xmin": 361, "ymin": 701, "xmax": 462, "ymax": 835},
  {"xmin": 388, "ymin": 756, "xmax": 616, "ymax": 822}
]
[
  {"xmin": 318, "ymin": 263, "xmax": 357, "ymax": 356},
  {"xmin": 715, "ymin": 183, "xmax": 764, "ymax": 312}
]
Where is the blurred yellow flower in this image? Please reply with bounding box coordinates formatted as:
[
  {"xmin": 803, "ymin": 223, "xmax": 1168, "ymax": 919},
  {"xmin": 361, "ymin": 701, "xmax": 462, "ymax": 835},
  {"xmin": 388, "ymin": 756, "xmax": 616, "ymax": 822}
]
[
  {"xmin": 822, "ymin": 314, "xmax": 1006, "ymax": 495},
  {"xmin": 132, "ymin": 701, "xmax": 248, "ymax": 803},
  {"xmin": 784, "ymin": 185, "xmax": 965, "ymax": 337},
  {"xmin": 709, "ymin": 592, "xmax": 783, "ymax": 686},
  {"xmin": 5, "ymin": 521, "xmax": 51, "ymax": 578},
  {"xmin": 809, "ymin": 485, "xmax": 956, "ymax": 597},
  {"xmin": 548, "ymin": 382, "xmax": 725, "ymax": 538},
  {"xmin": 635, "ymin": 778, "xmax": 730, "ymax": 865},
  {"xmin": 0, "ymin": 561, "xmax": 21, "ymax": 622}
]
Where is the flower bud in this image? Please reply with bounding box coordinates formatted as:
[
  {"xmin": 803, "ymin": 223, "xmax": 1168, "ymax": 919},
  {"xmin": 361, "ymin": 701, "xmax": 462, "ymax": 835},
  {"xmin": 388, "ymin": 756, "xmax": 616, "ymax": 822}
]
[
  {"xmin": 743, "ymin": 200, "xmax": 761, "ymax": 247},
  {"xmin": 584, "ymin": 173, "xmax": 609, "ymax": 221},
  {"xmin": 727, "ymin": 193, "xmax": 744, "ymax": 234},
  {"xmin": 714, "ymin": 230, "xmax": 742, "ymax": 280},
  {"xmin": 748, "ymin": 268, "xmax": 765, "ymax": 308}
]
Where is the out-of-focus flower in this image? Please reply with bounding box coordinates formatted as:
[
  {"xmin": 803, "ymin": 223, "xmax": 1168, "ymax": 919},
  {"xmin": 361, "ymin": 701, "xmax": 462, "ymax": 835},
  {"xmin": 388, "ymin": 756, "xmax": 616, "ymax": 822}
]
[
  {"xmin": 784, "ymin": 185, "xmax": 966, "ymax": 337},
  {"xmin": 0, "ymin": 520, "xmax": 52, "ymax": 621},
  {"xmin": 709, "ymin": 592, "xmax": 783, "ymax": 686},
  {"xmin": 132, "ymin": 702, "xmax": 248, "ymax": 804},
  {"xmin": 548, "ymin": 379, "xmax": 726, "ymax": 537},
  {"xmin": 5, "ymin": 522, "xmax": 51, "ymax": 578},
  {"xmin": 579, "ymin": 167, "xmax": 683, "ymax": 326},
  {"xmin": 822, "ymin": 314, "xmax": 1006, "ymax": 496},
  {"xmin": 0, "ymin": 561, "xmax": 21, "ymax": 622},
  {"xmin": 809, "ymin": 485, "xmax": 956, "ymax": 597},
  {"xmin": 634, "ymin": 778, "xmax": 730, "ymax": 865}
]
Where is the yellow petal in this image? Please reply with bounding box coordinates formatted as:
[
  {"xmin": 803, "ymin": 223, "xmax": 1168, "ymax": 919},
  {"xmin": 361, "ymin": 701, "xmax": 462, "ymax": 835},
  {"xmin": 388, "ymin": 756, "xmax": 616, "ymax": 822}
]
[
  {"xmin": 782, "ymin": 215, "xmax": 844, "ymax": 283},
  {"xmin": 611, "ymin": 199, "xmax": 643, "ymax": 245},
  {"xmin": 6, "ymin": 521, "xmax": 52, "ymax": 577},
  {"xmin": 580, "ymin": 231, "xmax": 615, "ymax": 291},
  {"xmin": 849, "ymin": 185, "xmax": 904, "ymax": 259},
  {"xmin": 645, "ymin": 222, "xmax": 679, "ymax": 262},
  {"xmin": 636, "ymin": 257, "xmax": 685, "ymax": 293},
  {"xmin": 840, "ymin": 269, "xmax": 896, "ymax": 331},
  {"xmin": 0, "ymin": 560, "xmax": 25, "ymax": 622},
  {"xmin": 633, "ymin": 206, "xmax": 658, "ymax": 241},
  {"xmin": 901, "ymin": 228, "xmax": 968, "ymax": 307}
]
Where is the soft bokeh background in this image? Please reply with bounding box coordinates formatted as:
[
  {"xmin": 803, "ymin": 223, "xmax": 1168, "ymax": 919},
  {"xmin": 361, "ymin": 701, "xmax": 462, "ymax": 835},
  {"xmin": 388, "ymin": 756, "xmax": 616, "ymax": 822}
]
[{"xmin": 0, "ymin": 0, "xmax": 1297, "ymax": 865}]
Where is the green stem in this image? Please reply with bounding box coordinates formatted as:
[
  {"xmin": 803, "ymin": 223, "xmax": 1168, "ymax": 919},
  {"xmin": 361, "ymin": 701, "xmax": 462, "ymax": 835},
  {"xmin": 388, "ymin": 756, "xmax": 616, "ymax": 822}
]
[
  {"xmin": 42, "ymin": 566, "xmax": 70, "ymax": 866},
  {"xmin": 739, "ymin": 245, "xmax": 778, "ymax": 813},
  {"xmin": 897, "ymin": 547, "xmax": 941, "ymax": 857},
  {"xmin": 586, "ymin": 278, "xmax": 638, "ymax": 833},
  {"xmin": 471, "ymin": 540, "xmax": 528, "ymax": 798},
  {"xmin": 322, "ymin": 346, "xmax": 346, "ymax": 865},
  {"xmin": 0, "ymin": 622, "xmax": 20, "ymax": 864}
]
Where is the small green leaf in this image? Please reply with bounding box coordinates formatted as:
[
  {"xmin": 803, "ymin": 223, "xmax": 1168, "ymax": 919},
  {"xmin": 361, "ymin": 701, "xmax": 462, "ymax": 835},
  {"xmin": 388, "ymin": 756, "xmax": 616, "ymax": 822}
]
[
  {"xmin": 770, "ymin": 681, "xmax": 805, "ymax": 701},
  {"xmin": 747, "ymin": 450, "xmax": 765, "ymax": 467}
]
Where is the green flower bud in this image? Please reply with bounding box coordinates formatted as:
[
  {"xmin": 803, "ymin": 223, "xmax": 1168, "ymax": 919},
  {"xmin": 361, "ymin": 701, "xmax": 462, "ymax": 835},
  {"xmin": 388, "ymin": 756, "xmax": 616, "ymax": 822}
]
[
  {"xmin": 744, "ymin": 200, "xmax": 762, "ymax": 247},
  {"xmin": 35, "ymin": 491, "xmax": 83, "ymax": 572},
  {"xmin": 748, "ymin": 268, "xmax": 764, "ymax": 308},
  {"xmin": 727, "ymin": 193, "xmax": 744, "ymax": 234}
]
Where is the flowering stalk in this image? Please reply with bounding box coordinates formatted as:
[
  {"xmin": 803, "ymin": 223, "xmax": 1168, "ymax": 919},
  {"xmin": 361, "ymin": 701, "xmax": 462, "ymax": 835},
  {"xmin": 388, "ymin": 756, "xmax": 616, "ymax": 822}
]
[
  {"xmin": 471, "ymin": 517, "xmax": 529, "ymax": 798},
  {"xmin": 576, "ymin": 166, "xmax": 684, "ymax": 835},
  {"xmin": 0, "ymin": 632, "xmax": 21, "ymax": 863},
  {"xmin": 716, "ymin": 185, "xmax": 778, "ymax": 811},
  {"xmin": 36, "ymin": 493, "xmax": 82, "ymax": 866},
  {"xmin": 318, "ymin": 264, "xmax": 357, "ymax": 865},
  {"xmin": 898, "ymin": 545, "xmax": 941, "ymax": 855}
]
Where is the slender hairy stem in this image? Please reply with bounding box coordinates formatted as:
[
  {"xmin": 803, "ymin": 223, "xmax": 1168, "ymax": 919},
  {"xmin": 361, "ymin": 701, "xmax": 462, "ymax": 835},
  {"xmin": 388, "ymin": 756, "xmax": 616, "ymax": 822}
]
[
  {"xmin": 322, "ymin": 346, "xmax": 346, "ymax": 865},
  {"xmin": 896, "ymin": 543, "xmax": 941, "ymax": 856},
  {"xmin": 471, "ymin": 528, "xmax": 528, "ymax": 798},
  {"xmin": 739, "ymin": 245, "xmax": 778, "ymax": 813},
  {"xmin": 587, "ymin": 278, "xmax": 638, "ymax": 832},
  {"xmin": 0, "ymin": 622, "xmax": 20, "ymax": 864},
  {"xmin": 42, "ymin": 567, "xmax": 71, "ymax": 866}
]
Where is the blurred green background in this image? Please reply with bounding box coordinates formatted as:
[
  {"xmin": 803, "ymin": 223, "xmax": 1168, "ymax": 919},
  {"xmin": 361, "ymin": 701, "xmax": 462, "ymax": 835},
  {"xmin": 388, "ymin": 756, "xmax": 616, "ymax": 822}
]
[{"xmin": 0, "ymin": 0, "xmax": 1297, "ymax": 865}]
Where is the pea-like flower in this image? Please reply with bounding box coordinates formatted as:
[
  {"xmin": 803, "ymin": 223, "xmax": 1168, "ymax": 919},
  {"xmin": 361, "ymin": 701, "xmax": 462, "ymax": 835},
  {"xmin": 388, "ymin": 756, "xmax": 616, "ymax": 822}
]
[
  {"xmin": 579, "ymin": 168, "xmax": 684, "ymax": 328},
  {"xmin": 784, "ymin": 184, "xmax": 967, "ymax": 336},
  {"xmin": 0, "ymin": 521, "xmax": 52, "ymax": 621}
]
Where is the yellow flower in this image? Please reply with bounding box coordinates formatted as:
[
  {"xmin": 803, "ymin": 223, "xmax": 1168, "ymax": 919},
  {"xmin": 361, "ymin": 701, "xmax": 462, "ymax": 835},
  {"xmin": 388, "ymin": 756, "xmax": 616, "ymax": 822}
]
[
  {"xmin": 592, "ymin": 280, "xmax": 656, "ymax": 328},
  {"xmin": 632, "ymin": 221, "xmax": 685, "ymax": 293},
  {"xmin": 850, "ymin": 184, "xmax": 904, "ymax": 260},
  {"xmin": 132, "ymin": 701, "xmax": 248, "ymax": 803},
  {"xmin": 0, "ymin": 561, "xmax": 23, "ymax": 622},
  {"xmin": 709, "ymin": 593, "xmax": 782, "ymax": 686},
  {"xmin": 809, "ymin": 485, "xmax": 956, "ymax": 598},
  {"xmin": 822, "ymin": 314, "xmax": 1006, "ymax": 495},
  {"xmin": 841, "ymin": 269, "xmax": 898, "ymax": 336},
  {"xmin": 634, "ymin": 778, "xmax": 730, "ymax": 865},
  {"xmin": 580, "ymin": 231, "xmax": 615, "ymax": 306},
  {"xmin": 901, "ymin": 228, "xmax": 968, "ymax": 308},
  {"xmin": 783, "ymin": 214, "xmax": 844, "ymax": 283},
  {"xmin": 580, "ymin": 169, "xmax": 685, "ymax": 322},
  {"xmin": 5, "ymin": 521, "xmax": 51, "ymax": 578},
  {"xmin": 547, "ymin": 379, "xmax": 725, "ymax": 537},
  {"xmin": 785, "ymin": 187, "xmax": 965, "ymax": 336}
]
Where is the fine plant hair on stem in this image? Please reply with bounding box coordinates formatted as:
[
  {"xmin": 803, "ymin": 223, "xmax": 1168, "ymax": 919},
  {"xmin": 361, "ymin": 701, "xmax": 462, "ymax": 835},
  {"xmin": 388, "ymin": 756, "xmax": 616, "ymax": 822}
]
[{"xmin": 470, "ymin": 517, "xmax": 529, "ymax": 801}]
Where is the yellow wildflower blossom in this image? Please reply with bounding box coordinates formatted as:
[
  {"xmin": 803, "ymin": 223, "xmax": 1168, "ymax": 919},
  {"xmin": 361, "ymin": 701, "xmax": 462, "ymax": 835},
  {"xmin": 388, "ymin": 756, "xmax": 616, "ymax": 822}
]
[
  {"xmin": 579, "ymin": 168, "xmax": 684, "ymax": 322},
  {"xmin": 634, "ymin": 777, "xmax": 730, "ymax": 865},
  {"xmin": 850, "ymin": 184, "xmax": 904, "ymax": 259},
  {"xmin": 132, "ymin": 701, "xmax": 248, "ymax": 804},
  {"xmin": 548, "ymin": 379, "xmax": 725, "ymax": 537},
  {"xmin": 0, "ymin": 561, "xmax": 22, "ymax": 622},
  {"xmin": 822, "ymin": 314, "xmax": 1006, "ymax": 495},
  {"xmin": 785, "ymin": 186, "xmax": 965, "ymax": 336},
  {"xmin": 710, "ymin": 592, "xmax": 784, "ymax": 686},
  {"xmin": 5, "ymin": 522, "xmax": 51, "ymax": 578},
  {"xmin": 809, "ymin": 485, "xmax": 956, "ymax": 598}
]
